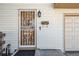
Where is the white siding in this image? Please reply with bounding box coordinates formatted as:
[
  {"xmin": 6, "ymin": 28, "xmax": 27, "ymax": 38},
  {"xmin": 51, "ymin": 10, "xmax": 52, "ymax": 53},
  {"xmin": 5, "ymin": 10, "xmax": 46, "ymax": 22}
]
[
  {"xmin": 0, "ymin": 3, "xmax": 76, "ymax": 53},
  {"xmin": 0, "ymin": 10, "xmax": 18, "ymax": 53}
]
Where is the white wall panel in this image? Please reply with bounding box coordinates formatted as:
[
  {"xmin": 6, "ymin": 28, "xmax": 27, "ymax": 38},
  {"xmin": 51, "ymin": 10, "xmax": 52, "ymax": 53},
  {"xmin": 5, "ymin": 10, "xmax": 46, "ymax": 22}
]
[
  {"xmin": 0, "ymin": 10, "xmax": 18, "ymax": 53},
  {"xmin": 65, "ymin": 16, "xmax": 79, "ymax": 51},
  {"xmin": 0, "ymin": 4, "xmax": 66, "ymax": 53}
]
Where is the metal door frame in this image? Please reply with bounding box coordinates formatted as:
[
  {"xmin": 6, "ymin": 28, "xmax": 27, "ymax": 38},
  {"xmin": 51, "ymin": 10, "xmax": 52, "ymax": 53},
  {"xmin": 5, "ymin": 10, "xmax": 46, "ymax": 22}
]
[{"xmin": 18, "ymin": 9, "xmax": 37, "ymax": 49}]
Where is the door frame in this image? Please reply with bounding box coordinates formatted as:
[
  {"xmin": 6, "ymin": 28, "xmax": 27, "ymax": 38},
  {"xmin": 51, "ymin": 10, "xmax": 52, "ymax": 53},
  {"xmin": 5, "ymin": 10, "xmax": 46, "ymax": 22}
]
[
  {"xmin": 64, "ymin": 13, "xmax": 79, "ymax": 52},
  {"xmin": 18, "ymin": 9, "xmax": 37, "ymax": 50}
]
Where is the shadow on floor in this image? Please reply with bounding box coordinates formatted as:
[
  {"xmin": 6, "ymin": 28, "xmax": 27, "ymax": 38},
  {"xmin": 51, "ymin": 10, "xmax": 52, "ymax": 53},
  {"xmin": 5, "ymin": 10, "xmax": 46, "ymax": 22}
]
[{"xmin": 14, "ymin": 50, "xmax": 35, "ymax": 56}]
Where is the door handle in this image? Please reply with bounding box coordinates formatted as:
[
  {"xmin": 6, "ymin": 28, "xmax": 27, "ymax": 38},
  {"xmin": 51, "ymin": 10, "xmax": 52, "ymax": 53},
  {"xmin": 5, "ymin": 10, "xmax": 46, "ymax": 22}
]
[{"xmin": 39, "ymin": 26, "xmax": 41, "ymax": 30}]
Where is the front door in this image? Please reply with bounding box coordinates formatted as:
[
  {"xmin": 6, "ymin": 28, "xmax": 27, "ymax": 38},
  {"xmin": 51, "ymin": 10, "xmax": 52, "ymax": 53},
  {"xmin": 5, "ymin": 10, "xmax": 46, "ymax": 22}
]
[{"xmin": 19, "ymin": 9, "xmax": 37, "ymax": 49}]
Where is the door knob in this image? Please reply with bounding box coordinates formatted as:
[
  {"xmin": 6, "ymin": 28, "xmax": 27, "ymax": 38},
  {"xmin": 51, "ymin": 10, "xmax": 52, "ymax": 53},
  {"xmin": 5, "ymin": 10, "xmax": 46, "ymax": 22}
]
[{"xmin": 39, "ymin": 26, "xmax": 41, "ymax": 30}]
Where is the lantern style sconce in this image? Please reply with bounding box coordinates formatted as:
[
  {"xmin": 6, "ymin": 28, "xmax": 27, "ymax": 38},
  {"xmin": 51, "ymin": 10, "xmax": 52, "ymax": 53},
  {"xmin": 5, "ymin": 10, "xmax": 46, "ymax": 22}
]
[{"xmin": 38, "ymin": 10, "xmax": 41, "ymax": 17}]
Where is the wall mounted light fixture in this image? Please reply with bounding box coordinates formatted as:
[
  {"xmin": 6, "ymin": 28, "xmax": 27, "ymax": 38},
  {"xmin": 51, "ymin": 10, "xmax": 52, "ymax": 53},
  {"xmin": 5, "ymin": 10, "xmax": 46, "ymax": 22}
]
[{"xmin": 38, "ymin": 10, "xmax": 41, "ymax": 17}]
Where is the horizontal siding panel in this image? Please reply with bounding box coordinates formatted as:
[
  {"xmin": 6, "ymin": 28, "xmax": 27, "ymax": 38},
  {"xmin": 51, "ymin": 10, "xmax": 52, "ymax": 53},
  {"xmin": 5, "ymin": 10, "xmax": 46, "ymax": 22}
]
[{"xmin": 0, "ymin": 10, "xmax": 18, "ymax": 53}]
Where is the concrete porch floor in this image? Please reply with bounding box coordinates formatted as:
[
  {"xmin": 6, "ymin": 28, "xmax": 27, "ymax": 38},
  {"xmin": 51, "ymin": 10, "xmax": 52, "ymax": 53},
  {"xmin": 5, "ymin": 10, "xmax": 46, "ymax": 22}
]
[
  {"xmin": 12, "ymin": 49, "xmax": 79, "ymax": 56},
  {"xmin": 35, "ymin": 49, "xmax": 64, "ymax": 56},
  {"xmin": 64, "ymin": 51, "xmax": 79, "ymax": 56},
  {"xmin": 35, "ymin": 49, "xmax": 79, "ymax": 56}
]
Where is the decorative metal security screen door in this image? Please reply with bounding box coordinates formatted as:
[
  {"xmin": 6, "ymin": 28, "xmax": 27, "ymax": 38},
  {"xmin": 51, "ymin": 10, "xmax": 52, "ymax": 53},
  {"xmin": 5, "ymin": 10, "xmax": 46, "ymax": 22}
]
[{"xmin": 19, "ymin": 9, "xmax": 36, "ymax": 48}]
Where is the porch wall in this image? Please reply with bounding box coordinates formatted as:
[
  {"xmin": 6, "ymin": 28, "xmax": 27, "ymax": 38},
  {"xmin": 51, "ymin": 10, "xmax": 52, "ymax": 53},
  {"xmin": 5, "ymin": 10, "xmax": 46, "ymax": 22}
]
[{"xmin": 0, "ymin": 3, "xmax": 76, "ymax": 53}]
